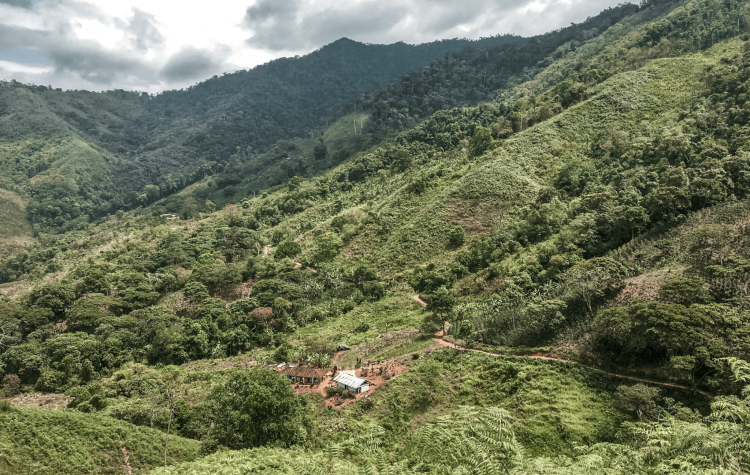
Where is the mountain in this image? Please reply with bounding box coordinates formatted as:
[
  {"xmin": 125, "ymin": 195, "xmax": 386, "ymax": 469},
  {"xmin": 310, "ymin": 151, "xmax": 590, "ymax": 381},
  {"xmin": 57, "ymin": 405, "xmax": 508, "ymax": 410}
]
[
  {"xmin": 0, "ymin": 35, "xmax": 525, "ymax": 237},
  {"xmin": 176, "ymin": 3, "xmax": 644, "ymax": 209},
  {"xmin": 1, "ymin": 0, "xmax": 750, "ymax": 473}
]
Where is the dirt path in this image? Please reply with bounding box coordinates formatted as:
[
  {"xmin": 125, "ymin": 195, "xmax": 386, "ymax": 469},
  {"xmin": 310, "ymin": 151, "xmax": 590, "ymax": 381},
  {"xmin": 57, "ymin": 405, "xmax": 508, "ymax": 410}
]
[
  {"xmin": 413, "ymin": 293, "xmax": 712, "ymax": 397},
  {"xmin": 122, "ymin": 447, "xmax": 132, "ymax": 475},
  {"xmin": 263, "ymin": 246, "xmax": 269, "ymax": 257},
  {"xmin": 434, "ymin": 338, "xmax": 714, "ymax": 398}
]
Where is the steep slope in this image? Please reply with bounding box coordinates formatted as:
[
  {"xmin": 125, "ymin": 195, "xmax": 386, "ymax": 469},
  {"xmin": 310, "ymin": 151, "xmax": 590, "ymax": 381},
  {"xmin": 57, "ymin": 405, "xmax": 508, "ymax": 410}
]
[
  {"xmin": 196, "ymin": 3, "xmax": 646, "ymax": 203},
  {"xmin": 0, "ymin": 36, "xmax": 525, "ymax": 236},
  {"xmin": 0, "ymin": 406, "xmax": 199, "ymax": 474},
  {"xmin": 1, "ymin": 0, "xmax": 750, "ymax": 473}
]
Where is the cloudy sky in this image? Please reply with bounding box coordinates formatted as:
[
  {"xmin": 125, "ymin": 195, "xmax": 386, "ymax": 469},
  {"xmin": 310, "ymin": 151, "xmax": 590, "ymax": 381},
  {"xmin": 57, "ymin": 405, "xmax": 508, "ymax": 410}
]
[{"xmin": 0, "ymin": 0, "xmax": 625, "ymax": 93}]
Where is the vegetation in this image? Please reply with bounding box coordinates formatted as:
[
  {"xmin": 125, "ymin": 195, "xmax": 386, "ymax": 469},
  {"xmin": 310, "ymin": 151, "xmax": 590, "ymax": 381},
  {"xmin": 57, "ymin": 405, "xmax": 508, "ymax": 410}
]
[
  {"xmin": 0, "ymin": 405, "xmax": 199, "ymax": 474},
  {"xmin": 0, "ymin": 0, "xmax": 750, "ymax": 472}
]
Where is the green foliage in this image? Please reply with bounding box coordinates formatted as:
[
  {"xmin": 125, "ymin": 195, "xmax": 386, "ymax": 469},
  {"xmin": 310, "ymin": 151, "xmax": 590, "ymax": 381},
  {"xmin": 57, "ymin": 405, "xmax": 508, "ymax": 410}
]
[
  {"xmin": 659, "ymin": 278, "xmax": 713, "ymax": 306},
  {"xmin": 274, "ymin": 241, "xmax": 301, "ymax": 260},
  {"xmin": 330, "ymin": 215, "xmax": 349, "ymax": 231},
  {"xmin": 447, "ymin": 225, "xmax": 465, "ymax": 246},
  {"xmin": 203, "ymin": 367, "xmax": 307, "ymax": 450},
  {"xmin": 613, "ymin": 383, "xmax": 662, "ymax": 421},
  {"xmin": 0, "ymin": 407, "xmax": 198, "ymax": 474},
  {"xmin": 313, "ymin": 233, "xmax": 344, "ymax": 263}
]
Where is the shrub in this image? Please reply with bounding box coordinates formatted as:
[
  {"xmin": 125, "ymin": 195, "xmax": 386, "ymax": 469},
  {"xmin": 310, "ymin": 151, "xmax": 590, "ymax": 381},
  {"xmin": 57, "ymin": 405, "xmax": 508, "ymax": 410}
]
[
  {"xmin": 0, "ymin": 399, "xmax": 12, "ymax": 412},
  {"xmin": 412, "ymin": 353, "xmax": 420, "ymax": 360},
  {"xmin": 275, "ymin": 241, "xmax": 301, "ymax": 260},
  {"xmin": 2, "ymin": 374, "xmax": 21, "ymax": 397},
  {"xmin": 448, "ymin": 225, "xmax": 466, "ymax": 246},
  {"xmin": 326, "ymin": 387, "xmax": 342, "ymax": 397},
  {"xmin": 614, "ymin": 384, "xmax": 662, "ymax": 421},
  {"xmin": 331, "ymin": 215, "xmax": 349, "ymax": 231}
]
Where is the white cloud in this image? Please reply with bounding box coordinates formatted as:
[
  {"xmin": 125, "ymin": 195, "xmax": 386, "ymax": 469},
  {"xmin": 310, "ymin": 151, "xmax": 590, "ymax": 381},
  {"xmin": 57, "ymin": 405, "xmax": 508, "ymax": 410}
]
[{"xmin": 0, "ymin": 0, "xmax": 627, "ymax": 92}]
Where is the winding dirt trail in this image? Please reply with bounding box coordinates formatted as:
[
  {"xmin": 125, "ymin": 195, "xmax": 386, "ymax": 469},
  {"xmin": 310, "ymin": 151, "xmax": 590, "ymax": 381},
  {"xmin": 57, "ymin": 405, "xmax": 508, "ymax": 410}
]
[{"xmin": 413, "ymin": 296, "xmax": 714, "ymax": 399}]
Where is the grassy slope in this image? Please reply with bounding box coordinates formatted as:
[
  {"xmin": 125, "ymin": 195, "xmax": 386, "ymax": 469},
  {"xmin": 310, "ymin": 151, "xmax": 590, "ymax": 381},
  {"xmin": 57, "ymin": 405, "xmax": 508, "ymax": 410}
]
[
  {"xmin": 348, "ymin": 49, "xmax": 722, "ymax": 273},
  {"xmin": 147, "ymin": 350, "xmax": 643, "ymax": 475},
  {"xmin": 0, "ymin": 406, "xmax": 199, "ymax": 475},
  {"xmin": 0, "ymin": 188, "xmax": 32, "ymax": 257},
  {"xmin": 0, "ymin": 131, "xmax": 116, "ymax": 243},
  {"xmin": 291, "ymin": 288, "xmax": 425, "ymax": 345}
]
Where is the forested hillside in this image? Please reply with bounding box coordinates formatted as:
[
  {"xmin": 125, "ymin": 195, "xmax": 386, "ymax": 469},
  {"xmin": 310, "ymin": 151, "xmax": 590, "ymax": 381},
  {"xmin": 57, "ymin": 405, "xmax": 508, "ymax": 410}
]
[
  {"xmin": 187, "ymin": 3, "xmax": 645, "ymax": 206},
  {"xmin": 0, "ymin": 36, "xmax": 524, "ymax": 235},
  {"xmin": 2, "ymin": 0, "xmax": 750, "ymax": 473}
]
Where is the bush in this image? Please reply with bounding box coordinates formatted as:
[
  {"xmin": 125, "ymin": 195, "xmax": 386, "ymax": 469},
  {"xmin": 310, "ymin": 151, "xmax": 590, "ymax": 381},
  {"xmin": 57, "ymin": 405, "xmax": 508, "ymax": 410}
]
[
  {"xmin": 614, "ymin": 384, "xmax": 662, "ymax": 421},
  {"xmin": 354, "ymin": 322, "xmax": 370, "ymax": 333},
  {"xmin": 326, "ymin": 386, "xmax": 343, "ymax": 397},
  {"xmin": 448, "ymin": 225, "xmax": 465, "ymax": 246},
  {"xmin": 331, "ymin": 215, "xmax": 349, "ymax": 231},
  {"xmin": 412, "ymin": 353, "xmax": 420, "ymax": 360},
  {"xmin": 2, "ymin": 374, "xmax": 21, "ymax": 397},
  {"xmin": 275, "ymin": 241, "xmax": 301, "ymax": 260},
  {"xmin": 0, "ymin": 399, "xmax": 12, "ymax": 412}
]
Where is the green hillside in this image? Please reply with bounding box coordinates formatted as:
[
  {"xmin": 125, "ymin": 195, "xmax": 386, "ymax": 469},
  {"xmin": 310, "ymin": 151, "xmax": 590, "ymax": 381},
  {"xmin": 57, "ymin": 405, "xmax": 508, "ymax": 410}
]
[
  {"xmin": 0, "ymin": 0, "xmax": 749, "ymax": 473},
  {"xmin": 0, "ymin": 36, "xmax": 527, "ymax": 237},
  {"xmin": 0, "ymin": 405, "xmax": 199, "ymax": 474}
]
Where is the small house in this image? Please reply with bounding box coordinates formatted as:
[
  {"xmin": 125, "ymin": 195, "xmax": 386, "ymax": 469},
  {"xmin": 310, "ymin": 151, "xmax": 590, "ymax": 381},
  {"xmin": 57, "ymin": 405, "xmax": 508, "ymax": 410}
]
[
  {"xmin": 333, "ymin": 372, "xmax": 370, "ymax": 393},
  {"xmin": 282, "ymin": 366, "xmax": 326, "ymax": 384}
]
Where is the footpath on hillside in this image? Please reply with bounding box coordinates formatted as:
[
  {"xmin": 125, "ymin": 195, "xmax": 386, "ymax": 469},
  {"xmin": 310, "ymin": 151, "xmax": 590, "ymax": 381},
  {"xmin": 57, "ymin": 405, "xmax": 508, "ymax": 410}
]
[{"xmin": 413, "ymin": 296, "xmax": 714, "ymax": 399}]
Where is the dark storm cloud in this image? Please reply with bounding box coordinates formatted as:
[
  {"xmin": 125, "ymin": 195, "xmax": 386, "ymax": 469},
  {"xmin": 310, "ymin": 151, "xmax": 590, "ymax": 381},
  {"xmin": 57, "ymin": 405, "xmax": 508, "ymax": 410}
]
[
  {"xmin": 160, "ymin": 47, "xmax": 221, "ymax": 82},
  {"xmin": 0, "ymin": 0, "xmax": 32, "ymax": 8}
]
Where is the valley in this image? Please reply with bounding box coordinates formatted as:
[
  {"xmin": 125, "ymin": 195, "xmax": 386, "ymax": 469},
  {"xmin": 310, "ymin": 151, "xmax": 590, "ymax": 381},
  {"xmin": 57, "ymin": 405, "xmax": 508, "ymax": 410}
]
[{"xmin": 1, "ymin": 0, "xmax": 750, "ymax": 473}]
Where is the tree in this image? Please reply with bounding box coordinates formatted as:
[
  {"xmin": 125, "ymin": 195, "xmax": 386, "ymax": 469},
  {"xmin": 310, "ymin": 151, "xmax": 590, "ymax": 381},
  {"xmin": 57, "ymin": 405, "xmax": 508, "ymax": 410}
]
[
  {"xmin": 275, "ymin": 241, "xmax": 301, "ymax": 260},
  {"xmin": 180, "ymin": 197, "xmax": 198, "ymax": 220},
  {"xmin": 313, "ymin": 143, "xmax": 328, "ymax": 161},
  {"xmin": 191, "ymin": 255, "xmax": 242, "ymax": 295},
  {"xmin": 2, "ymin": 374, "xmax": 21, "ymax": 397},
  {"xmin": 448, "ymin": 225, "xmax": 465, "ymax": 246},
  {"xmin": 613, "ymin": 384, "xmax": 661, "ymax": 421},
  {"xmin": 0, "ymin": 319, "xmax": 19, "ymax": 351},
  {"xmin": 392, "ymin": 149, "xmax": 413, "ymax": 172},
  {"xmin": 330, "ymin": 215, "xmax": 349, "ymax": 231},
  {"xmin": 205, "ymin": 200, "xmax": 216, "ymax": 213},
  {"xmin": 203, "ymin": 367, "xmax": 306, "ymax": 450},
  {"xmin": 423, "ymin": 286, "xmax": 455, "ymax": 334},
  {"xmin": 470, "ymin": 126, "xmax": 493, "ymax": 156},
  {"xmin": 314, "ymin": 233, "xmax": 344, "ymax": 262},
  {"xmin": 659, "ymin": 278, "xmax": 713, "ymax": 306},
  {"xmin": 352, "ymin": 264, "xmax": 378, "ymax": 285},
  {"xmin": 563, "ymin": 258, "xmax": 627, "ymax": 315},
  {"xmin": 161, "ymin": 373, "xmax": 180, "ymax": 466}
]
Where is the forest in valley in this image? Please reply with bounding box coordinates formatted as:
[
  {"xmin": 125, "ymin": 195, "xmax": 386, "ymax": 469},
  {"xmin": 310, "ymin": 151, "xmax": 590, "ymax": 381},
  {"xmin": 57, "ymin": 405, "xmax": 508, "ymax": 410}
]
[{"xmin": 2, "ymin": 0, "xmax": 750, "ymax": 473}]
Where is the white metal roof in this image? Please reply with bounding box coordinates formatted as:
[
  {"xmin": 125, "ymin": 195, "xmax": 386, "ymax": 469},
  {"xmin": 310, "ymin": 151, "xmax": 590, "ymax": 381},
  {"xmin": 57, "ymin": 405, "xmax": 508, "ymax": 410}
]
[{"xmin": 334, "ymin": 372, "xmax": 369, "ymax": 388}]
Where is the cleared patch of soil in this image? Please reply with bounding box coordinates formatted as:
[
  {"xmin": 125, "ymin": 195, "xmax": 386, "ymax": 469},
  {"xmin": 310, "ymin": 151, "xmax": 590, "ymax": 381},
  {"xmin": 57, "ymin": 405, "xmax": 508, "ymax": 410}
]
[
  {"xmin": 611, "ymin": 266, "xmax": 686, "ymax": 306},
  {"xmin": 11, "ymin": 392, "xmax": 73, "ymax": 409}
]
